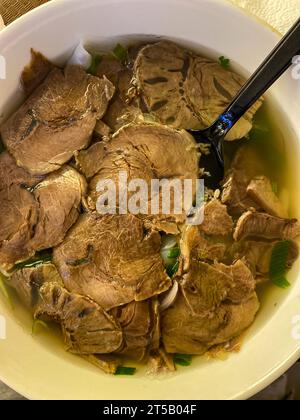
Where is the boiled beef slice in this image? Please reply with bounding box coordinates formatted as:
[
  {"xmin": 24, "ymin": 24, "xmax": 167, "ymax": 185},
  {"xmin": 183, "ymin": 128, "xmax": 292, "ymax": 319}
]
[
  {"xmin": 111, "ymin": 299, "xmax": 158, "ymax": 361},
  {"xmin": 200, "ymin": 199, "xmax": 233, "ymax": 236},
  {"xmin": 21, "ymin": 49, "xmax": 55, "ymax": 96},
  {"xmin": 53, "ymin": 213, "xmax": 171, "ymax": 310},
  {"xmin": 246, "ymin": 176, "xmax": 287, "ymax": 218},
  {"xmin": 36, "ymin": 282, "xmax": 123, "ymax": 354},
  {"xmin": 133, "ymin": 41, "xmax": 262, "ymax": 141},
  {"xmin": 0, "ymin": 165, "xmax": 86, "ymax": 270},
  {"xmin": 235, "ymin": 240, "xmax": 299, "ymax": 280},
  {"xmin": 234, "ymin": 211, "xmax": 300, "ymax": 241},
  {"xmin": 75, "ymin": 142, "xmax": 105, "ymax": 179},
  {"xmin": 29, "ymin": 166, "xmax": 86, "ymax": 250},
  {"xmin": 162, "ymin": 291, "xmax": 259, "ymax": 354},
  {"xmin": 0, "ymin": 185, "xmax": 39, "ymax": 270},
  {"xmin": 88, "ymin": 123, "xmax": 200, "ymax": 232},
  {"xmin": 8, "ymin": 263, "xmax": 62, "ymax": 308},
  {"xmin": 1, "ymin": 65, "xmax": 115, "ymax": 175},
  {"xmin": 181, "ymin": 259, "xmax": 255, "ymax": 317},
  {"xmin": 0, "ymin": 151, "xmax": 43, "ymax": 188},
  {"xmin": 221, "ymin": 146, "xmax": 265, "ymax": 216}
]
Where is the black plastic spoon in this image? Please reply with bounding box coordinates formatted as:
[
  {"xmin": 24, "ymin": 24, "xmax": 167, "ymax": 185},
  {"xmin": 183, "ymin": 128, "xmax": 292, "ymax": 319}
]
[{"xmin": 190, "ymin": 17, "xmax": 300, "ymax": 189}]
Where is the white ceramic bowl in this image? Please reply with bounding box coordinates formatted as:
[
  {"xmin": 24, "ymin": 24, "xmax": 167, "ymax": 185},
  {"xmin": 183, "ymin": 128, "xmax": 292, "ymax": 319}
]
[{"xmin": 1, "ymin": 0, "xmax": 300, "ymax": 400}]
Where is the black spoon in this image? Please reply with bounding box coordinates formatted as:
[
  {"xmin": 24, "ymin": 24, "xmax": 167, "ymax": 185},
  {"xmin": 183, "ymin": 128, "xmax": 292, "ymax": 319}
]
[{"xmin": 190, "ymin": 17, "xmax": 300, "ymax": 189}]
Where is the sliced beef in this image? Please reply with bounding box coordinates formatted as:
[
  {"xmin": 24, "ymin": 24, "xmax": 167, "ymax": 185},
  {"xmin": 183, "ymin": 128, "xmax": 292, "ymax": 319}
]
[
  {"xmin": 181, "ymin": 261, "xmax": 232, "ymax": 316},
  {"xmin": 162, "ymin": 293, "xmax": 227, "ymax": 354},
  {"xmin": 178, "ymin": 200, "xmax": 233, "ymax": 272},
  {"xmin": 133, "ymin": 41, "xmax": 199, "ymax": 130},
  {"xmin": 213, "ymin": 259, "xmax": 256, "ymax": 303},
  {"xmin": 0, "ymin": 185, "xmax": 39, "ymax": 270},
  {"xmin": 8, "ymin": 263, "xmax": 62, "ymax": 308},
  {"xmin": 1, "ymin": 65, "xmax": 115, "ymax": 175},
  {"xmin": 162, "ymin": 291, "xmax": 259, "ymax": 354},
  {"xmin": 88, "ymin": 145, "xmax": 154, "ymax": 213},
  {"xmin": 234, "ymin": 211, "xmax": 300, "ymax": 242},
  {"xmin": 94, "ymin": 120, "xmax": 111, "ymax": 139},
  {"xmin": 96, "ymin": 55, "xmax": 125, "ymax": 85},
  {"xmin": 75, "ymin": 142, "xmax": 105, "ymax": 179},
  {"xmin": 211, "ymin": 294, "xmax": 260, "ymax": 346},
  {"xmin": 103, "ymin": 95, "xmax": 141, "ymax": 132},
  {"xmin": 200, "ymin": 199, "xmax": 233, "ymax": 236},
  {"xmin": 88, "ymin": 123, "xmax": 199, "ymax": 231},
  {"xmin": 246, "ymin": 176, "xmax": 287, "ymax": 218},
  {"xmin": 235, "ymin": 240, "xmax": 299, "ymax": 280},
  {"xmin": 181, "ymin": 259, "xmax": 255, "ymax": 317},
  {"xmin": 111, "ymin": 299, "xmax": 158, "ymax": 360},
  {"xmin": 0, "ymin": 166, "xmax": 86, "ymax": 270},
  {"xmin": 187, "ymin": 232, "xmax": 227, "ymax": 265},
  {"xmin": 30, "ymin": 166, "xmax": 86, "ymax": 250},
  {"xmin": 21, "ymin": 49, "xmax": 55, "ymax": 96},
  {"xmin": 221, "ymin": 146, "xmax": 265, "ymax": 216},
  {"xmin": 0, "ymin": 153, "xmax": 41, "ymax": 270},
  {"xmin": 133, "ymin": 41, "xmax": 262, "ymax": 141},
  {"xmin": 0, "ymin": 151, "xmax": 43, "ymax": 188},
  {"xmin": 90, "ymin": 122, "xmax": 199, "ymax": 190},
  {"xmin": 36, "ymin": 282, "xmax": 123, "ymax": 354},
  {"xmin": 97, "ymin": 56, "xmax": 142, "ymax": 132},
  {"xmin": 53, "ymin": 213, "xmax": 171, "ymax": 310}
]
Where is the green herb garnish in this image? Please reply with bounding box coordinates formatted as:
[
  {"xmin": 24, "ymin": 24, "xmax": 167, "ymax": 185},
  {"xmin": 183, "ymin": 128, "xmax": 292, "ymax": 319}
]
[
  {"xmin": 173, "ymin": 354, "xmax": 192, "ymax": 367},
  {"xmin": 88, "ymin": 54, "xmax": 102, "ymax": 75},
  {"xmin": 115, "ymin": 366, "xmax": 136, "ymax": 376},
  {"xmin": 32, "ymin": 319, "xmax": 49, "ymax": 335},
  {"xmin": 167, "ymin": 247, "xmax": 180, "ymax": 259},
  {"xmin": 219, "ymin": 56, "xmax": 230, "ymax": 70},
  {"xmin": 269, "ymin": 240, "xmax": 291, "ymax": 289},
  {"xmin": 112, "ymin": 43, "xmax": 129, "ymax": 65},
  {"xmin": 166, "ymin": 260, "xmax": 179, "ymax": 278},
  {"xmin": 13, "ymin": 250, "xmax": 52, "ymax": 271}
]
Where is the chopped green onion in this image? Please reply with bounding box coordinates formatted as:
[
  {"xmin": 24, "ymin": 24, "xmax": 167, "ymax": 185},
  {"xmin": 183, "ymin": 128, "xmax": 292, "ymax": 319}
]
[
  {"xmin": 112, "ymin": 43, "xmax": 129, "ymax": 65},
  {"xmin": 272, "ymin": 276, "xmax": 291, "ymax": 289},
  {"xmin": 167, "ymin": 247, "xmax": 180, "ymax": 259},
  {"xmin": 0, "ymin": 274, "xmax": 13, "ymax": 309},
  {"xmin": 13, "ymin": 250, "xmax": 52, "ymax": 271},
  {"xmin": 166, "ymin": 260, "xmax": 179, "ymax": 278},
  {"xmin": 115, "ymin": 366, "xmax": 136, "ymax": 376},
  {"xmin": 219, "ymin": 56, "xmax": 230, "ymax": 70},
  {"xmin": 32, "ymin": 319, "xmax": 49, "ymax": 335},
  {"xmin": 269, "ymin": 240, "xmax": 291, "ymax": 289},
  {"xmin": 173, "ymin": 353, "xmax": 192, "ymax": 366},
  {"xmin": 87, "ymin": 54, "xmax": 102, "ymax": 75}
]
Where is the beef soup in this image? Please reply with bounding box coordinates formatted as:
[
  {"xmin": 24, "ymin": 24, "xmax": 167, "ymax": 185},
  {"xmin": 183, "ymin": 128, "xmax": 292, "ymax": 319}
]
[{"xmin": 0, "ymin": 41, "xmax": 299, "ymax": 375}]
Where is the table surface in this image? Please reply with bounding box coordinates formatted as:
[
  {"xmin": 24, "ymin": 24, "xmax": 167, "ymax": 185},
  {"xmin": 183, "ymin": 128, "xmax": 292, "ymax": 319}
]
[{"xmin": 0, "ymin": 0, "xmax": 300, "ymax": 401}]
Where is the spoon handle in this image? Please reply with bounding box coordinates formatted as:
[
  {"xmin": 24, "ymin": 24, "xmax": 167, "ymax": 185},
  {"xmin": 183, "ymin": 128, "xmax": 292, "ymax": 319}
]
[{"xmin": 210, "ymin": 17, "xmax": 300, "ymax": 138}]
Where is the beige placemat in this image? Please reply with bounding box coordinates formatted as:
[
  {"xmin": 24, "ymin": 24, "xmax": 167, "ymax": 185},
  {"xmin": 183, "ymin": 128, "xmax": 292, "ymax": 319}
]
[
  {"xmin": 230, "ymin": 0, "xmax": 300, "ymax": 34},
  {"xmin": 0, "ymin": 0, "xmax": 48, "ymax": 25}
]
